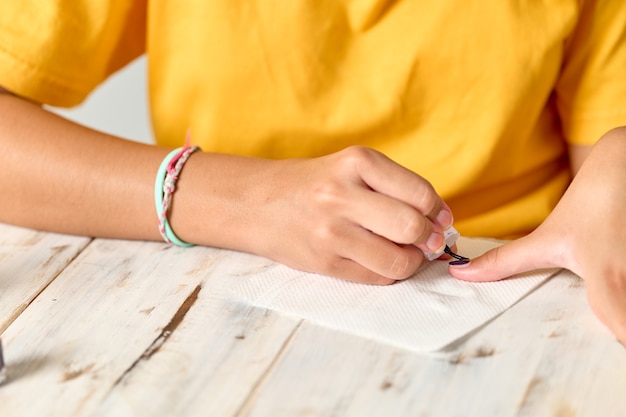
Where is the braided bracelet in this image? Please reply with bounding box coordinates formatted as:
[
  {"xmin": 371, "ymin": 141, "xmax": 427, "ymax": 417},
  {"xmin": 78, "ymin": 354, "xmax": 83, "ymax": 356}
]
[{"xmin": 154, "ymin": 135, "xmax": 201, "ymax": 246}]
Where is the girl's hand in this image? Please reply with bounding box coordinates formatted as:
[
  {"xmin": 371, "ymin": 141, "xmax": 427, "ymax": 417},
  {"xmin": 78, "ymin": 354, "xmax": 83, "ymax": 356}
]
[
  {"xmin": 449, "ymin": 127, "xmax": 626, "ymax": 345},
  {"xmin": 1, "ymin": 90, "xmax": 453, "ymax": 285},
  {"xmin": 183, "ymin": 146, "xmax": 453, "ymax": 285},
  {"xmin": 257, "ymin": 147, "xmax": 454, "ymax": 285}
]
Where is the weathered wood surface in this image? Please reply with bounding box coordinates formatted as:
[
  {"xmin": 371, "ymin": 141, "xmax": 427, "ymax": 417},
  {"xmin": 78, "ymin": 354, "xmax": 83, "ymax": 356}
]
[
  {"xmin": 241, "ymin": 272, "xmax": 626, "ymax": 417},
  {"xmin": 0, "ymin": 222, "xmax": 624, "ymax": 417},
  {"xmin": 0, "ymin": 224, "xmax": 90, "ymax": 334},
  {"xmin": 0, "ymin": 236, "xmax": 299, "ymax": 417}
]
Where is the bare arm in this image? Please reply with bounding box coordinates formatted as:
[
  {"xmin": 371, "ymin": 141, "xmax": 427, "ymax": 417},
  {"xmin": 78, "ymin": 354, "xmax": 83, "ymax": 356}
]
[
  {"xmin": 0, "ymin": 88, "xmax": 167, "ymax": 240},
  {"xmin": 0, "ymin": 87, "xmax": 289, "ymax": 249},
  {"xmin": 0, "ymin": 88, "xmax": 453, "ymax": 284}
]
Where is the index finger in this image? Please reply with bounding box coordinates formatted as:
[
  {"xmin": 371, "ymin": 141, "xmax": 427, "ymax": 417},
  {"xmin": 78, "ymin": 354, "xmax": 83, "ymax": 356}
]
[{"xmin": 351, "ymin": 147, "xmax": 453, "ymax": 228}]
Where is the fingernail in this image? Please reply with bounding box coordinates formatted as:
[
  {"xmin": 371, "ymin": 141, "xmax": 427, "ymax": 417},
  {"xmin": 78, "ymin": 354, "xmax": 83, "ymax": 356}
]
[
  {"xmin": 449, "ymin": 258, "xmax": 471, "ymax": 267},
  {"xmin": 427, "ymin": 232, "xmax": 445, "ymax": 253},
  {"xmin": 436, "ymin": 209, "xmax": 453, "ymax": 229}
]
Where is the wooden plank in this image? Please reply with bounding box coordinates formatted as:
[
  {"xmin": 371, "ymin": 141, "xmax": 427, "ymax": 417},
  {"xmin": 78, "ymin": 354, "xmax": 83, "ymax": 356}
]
[
  {"xmin": 237, "ymin": 271, "xmax": 626, "ymax": 417},
  {"xmin": 0, "ymin": 240, "xmax": 299, "ymax": 417},
  {"xmin": 0, "ymin": 223, "xmax": 90, "ymax": 333},
  {"xmin": 93, "ymin": 299, "xmax": 301, "ymax": 417},
  {"xmin": 3, "ymin": 228, "xmax": 624, "ymax": 417},
  {"xmin": 452, "ymin": 271, "xmax": 626, "ymax": 417},
  {"xmin": 91, "ymin": 251, "xmax": 301, "ymax": 417}
]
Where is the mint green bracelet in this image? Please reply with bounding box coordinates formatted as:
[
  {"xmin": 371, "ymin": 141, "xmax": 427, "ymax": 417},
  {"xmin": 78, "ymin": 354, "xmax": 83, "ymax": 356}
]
[{"xmin": 154, "ymin": 146, "xmax": 200, "ymax": 247}]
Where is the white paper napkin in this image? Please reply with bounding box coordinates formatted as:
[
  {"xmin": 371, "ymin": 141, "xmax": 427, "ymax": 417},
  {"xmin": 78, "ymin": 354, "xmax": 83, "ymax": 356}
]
[{"xmin": 231, "ymin": 237, "xmax": 557, "ymax": 352}]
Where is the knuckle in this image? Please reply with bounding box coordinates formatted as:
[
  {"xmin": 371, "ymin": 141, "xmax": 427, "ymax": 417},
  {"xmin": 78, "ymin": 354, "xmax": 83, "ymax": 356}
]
[
  {"xmin": 318, "ymin": 255, "xmax": 342, "ymax": 276},
  {"xmin": 398, "ymin": 212, "xmax": 428, "ymax": 244},
  {"xmin": 312, "ymin": 222, "xmax": 339, "ymax": 244},
  {"xmin": 388, "ymin": 250, "xmax": 420, "ymax": 280},
  {"xmin": 483, "ymin": 247, "xmax": 501, "ymax": 267},
  {"xmin": 341, "ymin": 145, "xmax": 376, "ymax": 159},
  {"xmin": 309, "ymin": 246, "xmax": 346, "ymax": 277},
  {"xmin": 309, "ymin": 181, "xmax": 344, "ymax": 208},
  {"xmin": 416, "ymin": 185, "xmax": 439, "ymax": 216},
  {"xmin": 336, "ymin": 146, "xmax": 378, "ymax": 170}
]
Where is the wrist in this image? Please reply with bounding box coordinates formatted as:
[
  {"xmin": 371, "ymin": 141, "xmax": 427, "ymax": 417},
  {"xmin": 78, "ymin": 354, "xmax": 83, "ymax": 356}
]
[{"xmin": 166, "ymin": 152, "xmax": 276, "ymax": 253}]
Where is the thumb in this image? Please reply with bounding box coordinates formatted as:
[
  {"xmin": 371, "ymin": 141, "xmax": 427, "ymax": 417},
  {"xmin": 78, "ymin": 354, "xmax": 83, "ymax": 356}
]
[{"xmin": 449, "ymin": 234, "xmax": 553, "ymax": 282}]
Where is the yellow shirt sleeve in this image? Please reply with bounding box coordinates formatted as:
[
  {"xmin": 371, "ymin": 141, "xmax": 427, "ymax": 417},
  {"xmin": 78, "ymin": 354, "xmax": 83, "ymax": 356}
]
[
  {"xmin": 0, "ymin": 0, "xmax": 146, "ymax": 107},
  {"xmin": 556, "ymin": 0, "xmax": 626, "ymax": 146}
]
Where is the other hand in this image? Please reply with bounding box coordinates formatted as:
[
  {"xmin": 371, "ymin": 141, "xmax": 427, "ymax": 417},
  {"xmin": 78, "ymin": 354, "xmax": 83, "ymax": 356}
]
[{"xmin": 450, "ymin": 127, "xmax": 626, "ymax": 345}]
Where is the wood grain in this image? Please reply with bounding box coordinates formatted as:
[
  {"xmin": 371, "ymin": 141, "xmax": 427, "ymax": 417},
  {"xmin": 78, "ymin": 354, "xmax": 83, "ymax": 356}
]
[
  {"xmin": 0, "ymin": 223, "xmax": 90, "ymax": 333},
  {"xmin": 0, "ymin": 239, "xmax": 300, "ymax": 417},
  {"xmin": 237, "ymin": 272, "xmax": 626, "ymax": 417},
  {"xmin": 1, "ymin": 227, "xmax": 625, "ymax": 417}
]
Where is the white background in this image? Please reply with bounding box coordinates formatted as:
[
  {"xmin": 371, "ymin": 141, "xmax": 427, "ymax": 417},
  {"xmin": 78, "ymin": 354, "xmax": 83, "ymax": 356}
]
[{"xmin": 49, "ymin": 55, "xmax": 154, "ymax": 144}]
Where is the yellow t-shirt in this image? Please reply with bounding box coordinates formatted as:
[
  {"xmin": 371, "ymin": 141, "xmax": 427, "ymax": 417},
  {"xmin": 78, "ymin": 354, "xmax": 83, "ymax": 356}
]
[{"xmin": 1, "ymin": 1, "xmax": 626, "ymax": 238}]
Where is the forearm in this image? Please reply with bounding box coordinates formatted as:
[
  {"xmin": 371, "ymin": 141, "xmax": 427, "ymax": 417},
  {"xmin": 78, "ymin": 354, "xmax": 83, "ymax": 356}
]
[
  {"xmin": 0, "ymin": 92, "xmax": 168, "ymax": 241},
  {"xmin": 0, "ymin": 92, "xmax": 281, "ymax": 252},
  {"xmin": 0, "ymin": 91, "xmax": 454, "ymax": 284}
]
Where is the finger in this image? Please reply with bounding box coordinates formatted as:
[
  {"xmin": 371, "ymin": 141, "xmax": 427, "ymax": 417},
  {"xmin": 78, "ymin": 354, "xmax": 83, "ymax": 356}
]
[
  {"xmin": 345, "ymin": 186, "xmax": 443, "ymax": 251},
  {"xmin": 348, "ymin": 147, "xmax": 453, "ymax": 229},
  {"xmin": 437, "ymin": 243, "xmax": 459, "ymax": 260},
  {"xmin": 324, "ymin": 257, "xmax": 397, "ymax": 285},
  {"xmin": 336, "ymin": 225, "xmax": 426, "ymax": 281},
  {"xmin": 448, "ymin": 234, "xmax": 557, "ymax": 282}
]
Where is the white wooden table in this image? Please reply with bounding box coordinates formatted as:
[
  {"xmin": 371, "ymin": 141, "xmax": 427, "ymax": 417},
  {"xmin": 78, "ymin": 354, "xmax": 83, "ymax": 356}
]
[{"xmin": 1, "ymin": 222, "xmax": 624, "ymax": 417}]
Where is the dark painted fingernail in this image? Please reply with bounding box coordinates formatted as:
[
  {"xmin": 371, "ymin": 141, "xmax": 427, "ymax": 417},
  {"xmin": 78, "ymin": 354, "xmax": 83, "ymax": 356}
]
[{"xmin": 449, "ymin": 258, "xmax": 470, "ymax": 266}]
